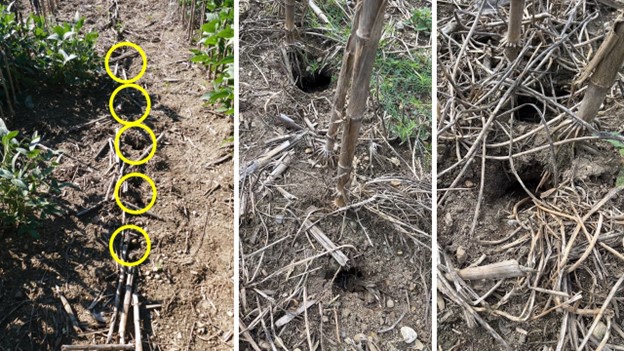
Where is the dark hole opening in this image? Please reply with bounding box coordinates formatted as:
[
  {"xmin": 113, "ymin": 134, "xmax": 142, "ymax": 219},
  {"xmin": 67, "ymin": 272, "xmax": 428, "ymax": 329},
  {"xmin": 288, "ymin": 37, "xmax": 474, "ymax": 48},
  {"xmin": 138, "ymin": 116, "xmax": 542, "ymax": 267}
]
[
  {"xmin": 288, "ymin": 50, "xmax": 332, "ymax": 93},
  {"xmin": 515, "ymin": 86, "xmax": 569, "ymax": 124},
  {"xmin": 294, "ymin": 66, "xmax": 332, "ymax": 93},
  {"xmin": 331, "ymin": 266, "xmax": 364, "ymax": 292},
  {"xmin": 113, "ymin": 89, "xmax": 147, "ymax": 123},
  {"xmin": 505, "ymin": 164, "xmax": 543, "ymax": 197},
  {"xmin": 515, "ymin": 95, "xmax": 543, "ymax": 124}
]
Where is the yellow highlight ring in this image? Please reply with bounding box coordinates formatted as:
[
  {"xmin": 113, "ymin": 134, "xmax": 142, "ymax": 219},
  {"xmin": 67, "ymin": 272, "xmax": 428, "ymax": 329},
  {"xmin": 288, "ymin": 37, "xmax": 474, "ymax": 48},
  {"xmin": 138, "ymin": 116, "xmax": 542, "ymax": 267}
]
[
  {"xmin": 109, "ymin": 224, "xmax": 151, "ymax": 267},
  {"xmin": 105, "ymin": 41, "xmax": 147, "ymax": 84},
  {"xmin": 109, "ymin": 84, "xmax": 151, "ymax": 125},
  {"xmin": 114, "ymin": 123, "xmax": 157, "ymax": 166},
  {"xmin": 114, "ymin": 172, "xmax": 158, "ymax": 215}
]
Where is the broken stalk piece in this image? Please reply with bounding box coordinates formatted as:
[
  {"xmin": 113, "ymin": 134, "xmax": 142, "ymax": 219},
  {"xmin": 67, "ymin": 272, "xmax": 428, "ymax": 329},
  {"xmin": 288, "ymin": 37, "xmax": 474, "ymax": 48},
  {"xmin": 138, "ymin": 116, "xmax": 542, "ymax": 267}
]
[
  {"xmin": 577, "ymin": 14, "xmax": 624, "ymax": 123},
  {"xmin": 455, "ymin": 259, "xmax": 532, "ymax": 281}
]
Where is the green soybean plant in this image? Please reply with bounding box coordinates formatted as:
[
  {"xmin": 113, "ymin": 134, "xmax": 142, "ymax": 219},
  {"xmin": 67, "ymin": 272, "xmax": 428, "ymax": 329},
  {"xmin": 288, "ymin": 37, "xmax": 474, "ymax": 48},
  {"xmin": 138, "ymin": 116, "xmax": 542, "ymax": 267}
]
[
  {"xmin": 191, "ymin": 0, "xmax": 234, "ymax": 115},
  {"xmin": 410, "ymin": 7, "xmax": 432, "ymax": 32},
  {"xmin": 0, "ymin": 5, "xmax": 99, "ymax": 90},
  {"xmin": 0, "ymin": 130, "xmax": 67, "ymax": 238}
]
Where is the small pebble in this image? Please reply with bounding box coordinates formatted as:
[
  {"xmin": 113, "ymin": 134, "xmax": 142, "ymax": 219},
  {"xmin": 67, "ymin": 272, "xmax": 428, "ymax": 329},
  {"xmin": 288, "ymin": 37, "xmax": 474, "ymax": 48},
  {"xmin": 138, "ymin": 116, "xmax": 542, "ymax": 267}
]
[
  {"xmin": 593, "ymin": 321, "xmax": 607, "ymax": 340},
  {"xmin": 456, "ymin": 246, "xmax": 467, "ymax": 265},
  {"xmin": 275, "ymin": 214, "xmax": 284, "ymax": 224},
  {"xmin": 386, "ymin": 299, "xmax": 394, "ymax": 308},
  {"xmin": 401, "ymin": 326, "xmax": 417, "ymax": 344}
]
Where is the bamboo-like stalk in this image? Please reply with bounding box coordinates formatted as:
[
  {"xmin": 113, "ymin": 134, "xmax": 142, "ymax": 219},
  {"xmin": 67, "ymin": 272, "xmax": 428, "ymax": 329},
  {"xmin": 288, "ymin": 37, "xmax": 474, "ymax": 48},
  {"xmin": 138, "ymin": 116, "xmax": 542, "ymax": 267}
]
[
  {"xmin": 505, "ymin": 0, "xmax": 525, "ymax": 61},
  {"xmin": 335, "ymin": 0, "xmax": 387, "ymax": 206},
  {"xmin": 186, "ymin": 0, "xmax": 196, "ymax": 41},
  {"xmin": 282, "ymin": 0, "xmax": 300, "ymax": 87},
  {"xmin": 106, "ymin": 267, "xmax": 126, "ymax": 344},
  {"xmin": 181, "ymin": 0, "xmax": 187, "ymax": 23},
  {"xmin": 285, "ymin": 0, "xmax": 295, "ymax": 33},
  {"xmin": 323, "ymin": 10, "xmax": 361, "ymax": 156},
  {"xmin": 118, "ymin": 268, "xmax": 135, "ymax": 344},
  {"xmin": 132, "ymin": 292, "xmax": 143, "ymax": 351},
  {"xmin": 577, "ymin": 14, "xmax": 624, "ymax": 123}
]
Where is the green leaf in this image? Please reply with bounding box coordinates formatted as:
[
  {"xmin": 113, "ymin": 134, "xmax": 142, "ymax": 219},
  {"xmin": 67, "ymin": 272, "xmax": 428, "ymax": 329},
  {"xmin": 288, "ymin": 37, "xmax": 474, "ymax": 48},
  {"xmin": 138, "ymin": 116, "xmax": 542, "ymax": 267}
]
[
  {"xmin": 4, "ymin": 130, "xmax": 18, "ymax": 142},
  {"xmin": 216, "ymin": 27, "xmax": 234, "ymax": 39},
  {"xmin": 63, "ymin": 31, "xmax": 76, "ymax": 40},
  {"xmin": 617, "ymin": 169, "xmax": 624, "ymax": 188},
  {"xmin": 0, "ymin": 169, "xmax": 13, "ymax": 179},
  {"xmin": 11, "ymin": 178, "xmax": 27, "ymax": 189}
]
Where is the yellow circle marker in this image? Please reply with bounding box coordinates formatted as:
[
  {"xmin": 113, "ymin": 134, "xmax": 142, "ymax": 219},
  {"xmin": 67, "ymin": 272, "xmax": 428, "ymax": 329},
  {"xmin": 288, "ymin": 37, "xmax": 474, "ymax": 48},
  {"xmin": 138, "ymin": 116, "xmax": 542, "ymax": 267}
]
[
  {"xmin": 114, "ymin": 172, "xmax": 158, "ymax": 215},
  {"xmin": 109, "ymin": 224, "xmax": 151, "ymax": 267},
  {"xmin": 104, "ymin": 42, "xmax": 147, "ymax": 84},
  {"xmin": 109, "ymin": 84, "xmax": 151, "ymax": 125},
  {"xmin": 114, "ymin": 123, "xmax": 157, "ymax": 166}
]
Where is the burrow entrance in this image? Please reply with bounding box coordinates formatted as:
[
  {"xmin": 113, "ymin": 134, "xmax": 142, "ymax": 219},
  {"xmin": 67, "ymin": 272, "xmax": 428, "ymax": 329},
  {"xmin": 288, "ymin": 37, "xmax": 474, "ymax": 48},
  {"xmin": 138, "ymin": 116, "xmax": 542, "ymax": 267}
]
[
  {"xmin": 514, "ymin": 85, "xmax": 570, "ymax": 124},
  {"xmin": 287, "ymin": 50, "xmax": 332, "ymax": 93},
  {"xmin": 328, "ymin": 266, "xmax": 365, "ymax": 293}
]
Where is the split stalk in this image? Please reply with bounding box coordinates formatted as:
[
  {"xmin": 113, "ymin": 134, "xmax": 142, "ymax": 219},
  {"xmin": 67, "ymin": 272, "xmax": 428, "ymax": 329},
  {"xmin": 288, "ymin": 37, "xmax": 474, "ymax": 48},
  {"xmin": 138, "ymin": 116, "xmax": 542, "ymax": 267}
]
[
  {"xmin": 323, "ymin": 10, "xmax": 361, "ymax": 155},
  {"xmin": 335, "ymin": 0, "xmax": 387, "ymax": 206}
]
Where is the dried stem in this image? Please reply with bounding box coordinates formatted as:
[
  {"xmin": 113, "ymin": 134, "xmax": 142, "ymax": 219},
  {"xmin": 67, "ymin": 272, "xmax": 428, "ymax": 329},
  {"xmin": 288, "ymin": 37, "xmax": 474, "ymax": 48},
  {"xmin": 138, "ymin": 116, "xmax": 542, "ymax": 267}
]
[
  {"xmin": 323, "ymin": 10, "xmax": 360, "ymax": 156},
  {"xmin": 118, "ymin": 268, "xmax": 135, "ymax": 344},
  {"xmin": 577, "ymin": 14, "xmax": 624, "ymax": 123},
  {"xmin": 132, "ymin": 292, "xmax": 143, "ymax": 351},
  {"xmin": 335, "ymin": 0, "xmax": 387, "ymax": 206},
  {"xmin": 505, "ymin": 0, "xmax": 526, "ymax": 60},
  {"xmin": 284, "ymin": 0, "xmax": 296, "ymax": 44},
  {"xmin": 106, "ymin": 267, "xmax": 126, "ymax": 343}
]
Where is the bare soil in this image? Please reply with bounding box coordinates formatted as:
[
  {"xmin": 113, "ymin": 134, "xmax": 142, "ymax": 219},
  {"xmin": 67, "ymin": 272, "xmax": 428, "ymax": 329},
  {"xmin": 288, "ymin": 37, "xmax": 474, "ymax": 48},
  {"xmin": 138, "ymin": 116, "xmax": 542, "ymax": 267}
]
[
  {"xmin": 0, "ymin": 0, "xmax": 233, "ymax": 350},
  {"xmin": 239, "ymin": 1, "xmax": 432, "ymax": 350},
  {"xmin": 437, "ymin": 1, "xmax": 624, "ymax": 350}
]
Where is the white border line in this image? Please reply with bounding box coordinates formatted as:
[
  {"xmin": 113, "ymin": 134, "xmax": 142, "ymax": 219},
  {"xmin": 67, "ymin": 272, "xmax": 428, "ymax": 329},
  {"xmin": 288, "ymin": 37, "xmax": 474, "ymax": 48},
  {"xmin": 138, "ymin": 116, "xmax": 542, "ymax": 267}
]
[
  {"xmin": 431, "ymin": 0, "xmax": 439, "ymax": 349},
  {"xmin": 233, "ymin": 0, "xmax": 240, "ymax": 347}
]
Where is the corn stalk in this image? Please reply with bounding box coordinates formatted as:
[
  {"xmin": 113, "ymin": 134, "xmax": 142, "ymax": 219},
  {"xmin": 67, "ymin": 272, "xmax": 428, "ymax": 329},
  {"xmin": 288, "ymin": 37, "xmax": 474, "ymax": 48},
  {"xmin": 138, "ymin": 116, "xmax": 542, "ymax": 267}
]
[
  {"xmin": 505, "ymin": 0, "xmax": 525, "ymax": 60},
  {"xmin": 335, "ymin": 0, "xmax": 387, "ymax": 207},
  {"xmin": 284, "ymin": 0, "xmax": 295, "ymax": 43},
  {"xmin": 323, "ymin": 9, "xmax": 361, "ymax": 157},
  {"xmin": 576, "ymin": 13, "xmax": 624, "ymax": 123},
  {"xmin": 281, "ymin": 0, "xmax": 301, "ymax": 87}
]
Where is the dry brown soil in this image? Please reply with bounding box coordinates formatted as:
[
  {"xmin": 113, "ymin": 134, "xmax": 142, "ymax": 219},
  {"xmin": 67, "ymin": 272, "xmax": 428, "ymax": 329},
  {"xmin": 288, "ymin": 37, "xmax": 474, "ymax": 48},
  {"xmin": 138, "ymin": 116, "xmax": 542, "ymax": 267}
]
[
  {"xmin": 0, "ymin": 0, "xmax": 233, "ymax": 350},
  {"xmin": 239, "ymin": 1, "xmax": 432, "ymax": 350},
  {"xmin": 437, "ymin": 2, "xmax": 624, "ymax": 350}
]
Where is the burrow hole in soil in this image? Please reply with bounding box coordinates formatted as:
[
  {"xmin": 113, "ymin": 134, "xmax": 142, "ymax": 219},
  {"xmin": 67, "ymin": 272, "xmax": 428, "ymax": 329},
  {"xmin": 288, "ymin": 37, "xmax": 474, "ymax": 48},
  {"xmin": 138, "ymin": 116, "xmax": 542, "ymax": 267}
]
[
  {"xmin": 505, "ymin": 162, "xmax": 545, "ymax": 197},
  {"xmin": 114, "ymin": 88, "xmax": 148, "ymax": 123},
  {"xmin": 290, "ymin": 51, "xmax": 332, "ymax": 93},
  {"xmin": 515, "ymin": 86, "xmax": 569, "ymax": 124},
  {"xmin": 332, "ymin": 266, "xmax": 364, "ymax": 292}
]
